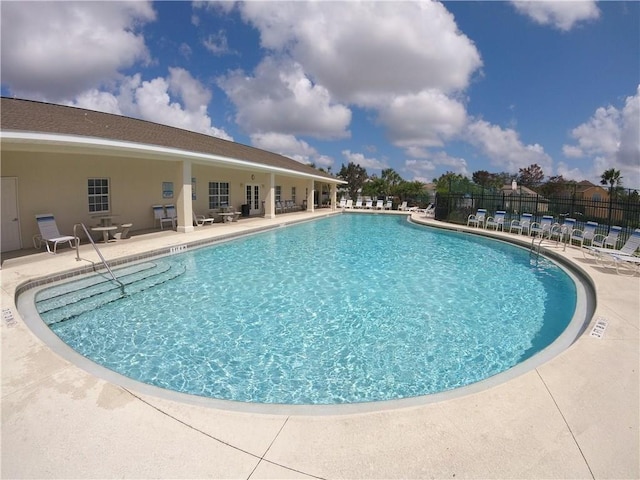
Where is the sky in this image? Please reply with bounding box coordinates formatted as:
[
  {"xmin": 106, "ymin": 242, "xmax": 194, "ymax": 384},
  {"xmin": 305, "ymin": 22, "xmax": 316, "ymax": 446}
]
[{"xmin": 1, "ymin": 1, "xmax": 639, "ymax": 188}]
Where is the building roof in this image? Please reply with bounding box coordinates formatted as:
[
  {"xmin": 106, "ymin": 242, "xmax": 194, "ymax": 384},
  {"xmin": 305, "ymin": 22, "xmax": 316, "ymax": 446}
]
[{"xmin": 0, "ymin": 97, "xmax": 339, "ymax": 182}]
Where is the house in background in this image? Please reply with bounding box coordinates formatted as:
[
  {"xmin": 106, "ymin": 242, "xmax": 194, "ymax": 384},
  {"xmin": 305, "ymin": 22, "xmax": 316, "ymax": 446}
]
[
  {"xmin": 0, "ymin": 98, "xmax": 344, "ymax": 253},
  {"xmin": 499, "ymin": 184, "xmax": 549, "ymax": 214}
]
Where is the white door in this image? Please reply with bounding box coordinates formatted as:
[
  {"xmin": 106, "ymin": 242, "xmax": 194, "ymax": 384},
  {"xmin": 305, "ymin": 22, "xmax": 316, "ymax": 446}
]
[
  {"xmin": 245, "ymin": 185, "xmax": 261, "ymax": 215},
  {"xmin": 1, "ymin": 177, "xmax": 22, "ymax": 252}
]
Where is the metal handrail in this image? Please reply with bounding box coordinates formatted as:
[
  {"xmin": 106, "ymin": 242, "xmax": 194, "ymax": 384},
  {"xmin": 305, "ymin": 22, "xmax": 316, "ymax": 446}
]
[{"xmin": 74, "ymin": 223, "xmax": 125, "ymax": 295}]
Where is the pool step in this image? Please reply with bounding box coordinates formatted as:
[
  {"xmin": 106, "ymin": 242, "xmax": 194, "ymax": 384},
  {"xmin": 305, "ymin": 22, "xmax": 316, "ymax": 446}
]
[{"xmin": 37, "ymin": 262, "xmax": 186, "ymax": 326}]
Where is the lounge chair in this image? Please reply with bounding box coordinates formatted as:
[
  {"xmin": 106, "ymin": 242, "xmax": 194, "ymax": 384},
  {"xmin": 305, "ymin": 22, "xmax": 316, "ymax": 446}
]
[
  {"xmin": 398, "ymin": 201, "xmax": 408, "ymax": 211},
  {"xmin": 485, "ymin": 211, "xmax": 506, "ymax": 231},
  {"xmin": 611, "ymin": 254, "xmax": 640, "ymax": 277},
  {"xmin": 384, "ymin": 200, "xmax": 392, "ymax": 210},
  {"xmin": 193, "ymin": 211, "xmax": 215, "ymax": 226},
  {"xmin": 152, "ymin": 205, "xmax": 173, "ymax": 230},
  {"xmin": 355, "ymin": 199, "xmax": 363, "ymax": 209},
  {"xmin": 585, "ymin": 228, "xmax": 640, "ymax": 264},
  {"xmin": 569, "ymin": 221, "xmax": 598, "ymax": 248},
  {"xmin": 34, "ymin": 213, "xmax": 78, "ymax": 254},
  {"xmin": 375, "ymin": 200, "xmax": 384, "ymax": 210},
  {"xmin": 509, "ymin": 213, "xmax": 533, "ymax": 235},
  {"xmin": 592, "ymin": 225, "xmax": 622, "ymax": 250},
  {"xmin": 422, "ymin": 204, "xmax": 435, "ymax": 218},
  {"xmin": 530, "ymin": 215, "xmax": 554, "ymax": 238},
  {"xmin": 339, "ymin": 199, "xmax": 346, "ymax": 209},
  {"xmin": 365, "ymin": 200, "xmax": 373, "ymax": 209},
  {"xmin": 345, "ymin": 199, "xmax": 353, "ymax": 209},
  {"xmin": 549, "ymin": 217, "xmax": 576, "ymax": 243},
  {"xmin": 275, "ymin": 201, "xmax": 284, "ymax": 214},
  {"xmin": 467, "ymin": 209, "xmax": 487, "ymax": 228}
]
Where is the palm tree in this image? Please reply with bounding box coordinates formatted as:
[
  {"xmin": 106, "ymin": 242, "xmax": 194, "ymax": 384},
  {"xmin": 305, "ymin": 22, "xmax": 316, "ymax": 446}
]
[{"xmin": 600, "ymin": 168, "xmax": 623, "ymax": 198}]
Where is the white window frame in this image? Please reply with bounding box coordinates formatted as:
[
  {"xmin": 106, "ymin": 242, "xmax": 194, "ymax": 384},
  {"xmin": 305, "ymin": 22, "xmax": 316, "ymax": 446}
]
[
  {"xmin": 88, "ymin": 177, "xmax": 110, "ymax": 213},
  {"xmin": 209, "ymin": 181, "xmax": 230, "ymax": 208}
]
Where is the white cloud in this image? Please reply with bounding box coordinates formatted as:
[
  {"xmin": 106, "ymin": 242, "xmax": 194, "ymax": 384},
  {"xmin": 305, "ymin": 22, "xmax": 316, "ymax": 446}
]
[
  {"xmin": 250, "ymin": 132, "xmax": 320, "ymax": 165},
  {"xmin": 510, "ymin": 0, "xmax": 600, "ymax": 31},
  {"xmin": 464, "ymin": 120, "xmax": 553, "ymax": 173},
  {"xmin": 230, "ymin": 1, "xmax": 481, "ymax": 150},
  {"xmin": 563, "ymin": 87, "xmax": 640, "ymax": 188},
  {"xmin": 218, "ymin": 57, "xmax": 351, "ymax": 139},
  {"xmin": 404, "ymin": 151, "xmax": 469, "ymax": 182},
  {"xmin": 69, "ymin": 70, "xmax": 232, "ymax": 141},
  {"xmin": 0, "ymin": 1, "xmax": 155, "ymax": 101},
  {"xmin": 203, "ymin": 30, "xmax": 234, "ymax": 56},
  {"xmin": 378, "ymin": 90, "xmax": 467, "ymax": 148},
  {"xmin": 341, "ymin": 150, "xmax": 388, "ymax": 172}
]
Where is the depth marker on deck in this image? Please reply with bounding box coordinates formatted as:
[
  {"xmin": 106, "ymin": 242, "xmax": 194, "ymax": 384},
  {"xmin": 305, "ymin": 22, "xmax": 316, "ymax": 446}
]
[{"xmin": 589, "ymin": 317, "xmax": 608, "ymax": 339}]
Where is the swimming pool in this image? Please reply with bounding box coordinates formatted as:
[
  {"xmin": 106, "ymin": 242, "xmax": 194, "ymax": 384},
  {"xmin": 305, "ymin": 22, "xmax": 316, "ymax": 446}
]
[{"xmin": 32, "ymin": 214, "xmax": 581, "ymax": 406}]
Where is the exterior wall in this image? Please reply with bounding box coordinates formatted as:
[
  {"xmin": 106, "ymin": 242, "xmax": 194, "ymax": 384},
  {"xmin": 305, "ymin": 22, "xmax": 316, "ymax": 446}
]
[
  {"xmin": 2, "ymin": 150, "xmax": 187, "ymax": 246},
  {"xmin": 2, "ymin": 149, "xmax": 333, "ymax": 250}
]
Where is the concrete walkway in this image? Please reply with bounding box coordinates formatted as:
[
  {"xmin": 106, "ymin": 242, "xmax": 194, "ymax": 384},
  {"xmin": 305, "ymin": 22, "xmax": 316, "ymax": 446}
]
[{"xmin": 2, "ymin": 210, "xmax": 638, "ymax": 479}]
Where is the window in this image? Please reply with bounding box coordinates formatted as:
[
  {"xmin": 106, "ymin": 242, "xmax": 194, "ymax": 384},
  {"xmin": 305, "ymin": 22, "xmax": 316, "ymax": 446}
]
[
  {"xmin": 291, "ymin": 186, "xmax": 296, "ymax": 203},
  {"xmin": 88, "ymin": 178, "xmax": 110, "ymax": 213},
  {"xmin": 275, "ymin": 185, "xmax": 282, "ymax": 202},
  {"xmin": 208, "ymin": 181, "xmax": 230, "ymax": 208}
]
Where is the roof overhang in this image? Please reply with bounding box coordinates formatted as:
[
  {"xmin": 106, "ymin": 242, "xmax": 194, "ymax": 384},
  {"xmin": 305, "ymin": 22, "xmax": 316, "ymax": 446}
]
[{"xmin": 1, "ymin": 130, "xmax": 346, "ymax": 185}]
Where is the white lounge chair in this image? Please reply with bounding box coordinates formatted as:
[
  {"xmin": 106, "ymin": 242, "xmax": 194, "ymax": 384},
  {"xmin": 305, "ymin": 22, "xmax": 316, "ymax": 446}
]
[
  {"xmin": 485, "ymin": 211, "xmax": 506, "ymax": 231},
  {"xmin": 365, "ymin": 200, "xmax": 373, "ymax": 209},
  {"xmin": 398, "ymin": 201, "xmax": 408, "ymax": 211},
  {"xmin": 530, "ymin": 215, "xmax": 554, "ymax": 238},
  {"xmin": 152, "ymin": 205, "xmax": 173, "ymax": 230},
  {"xmin": 585, "ymin": 228, "xmax": 640, "ymax": 265},
  {"xmin": 355, "ymin": 199, "xmax": 363, "ymax": 209},
  {"xmin": 467, "ymin": 209, "xmax": 487, "ymax": 228},
  {"xmin": 422, "ymin": 204, "xmax": 435, "ymax": 218},
  {"xmin": 569, "ymin": 221, "xmax": 598, "ymax": 248},
  {"xmin": 339, "ymin": 198, "xmax": 347, "ymax": 209},
  {"xmin": 345, "ymin": 199, "xmax": 353, "ymax": 209},
  {"xmin": 193, "ymin": 211, "xmax": 215, "ymax": 226},
  {"xmin": 611, "ymin": 254, "xmax": 640, "ymax": 277},
  {"xmin": 34, "ymin": 213, "xmax": 78, "ymax": 254},
  {"xmin": 375, "ymin": 200, "xmax": 384, "ymax": 210},
  {"xmin": 549, "ymin": 217, "xmax": 576, "ymax": 243},
  {"xmin": 509, "ymin": 213, "xmax": 532, "ymax": 236},
  {"xmin": 384, "ymin": 200, "xmax": 392, "ymax": 210}
]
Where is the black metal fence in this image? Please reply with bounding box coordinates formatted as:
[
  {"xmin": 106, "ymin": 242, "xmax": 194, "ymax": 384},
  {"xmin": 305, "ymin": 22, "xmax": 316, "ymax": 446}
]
[{"xmin": 434, "ymin": 191, "xmax": 640, "ymax": 244}]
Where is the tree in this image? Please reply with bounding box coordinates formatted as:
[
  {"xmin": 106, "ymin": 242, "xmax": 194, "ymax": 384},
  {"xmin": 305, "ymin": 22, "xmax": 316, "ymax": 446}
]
[
  {"xmin": 600, "ymin": 168, "xmax": 623, "ymax": 198},
  {"xmin": 337, "ymin": 162, "xmax": 368, "ymax": 201},
  {"xmin": 539, "ymin": 175, "xmax": 571, "ymax": 197},
  {"xmin": 472, "ymin": 170, "xmax": 502, "ymax": 190},
  {"xmin": 433, "ymin": 172, "xmax": 474, "ymax": 193},
  {"xmin": 517, "ymin": 164, "xmax": 545, "ymax": 189}
]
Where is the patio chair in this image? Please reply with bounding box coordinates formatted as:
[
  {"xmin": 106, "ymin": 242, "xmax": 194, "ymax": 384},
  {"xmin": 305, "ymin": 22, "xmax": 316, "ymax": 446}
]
[
  {"xmin": 585, "ymin": 228, "xmax": 640, "ymax": 264},
  {"xmin": 549, "ymin": 217, "xmax": 576, "ymax": 243},
  {"xmin": 113, "ymin": 223, "xmax": 133, "ymax": 240},
  {"xmin": 398, "ymin": 201, "xmax": 408, "ymax": 211},
  {"xmin": 193, "ymin": 211, "xmax": 215, "ymax": 226},
  {"xmin": 569, "ymin": 221, "xmax": 598, "ymax": 248},
  {"xmin": 611, "ymin": 254, "xmax": 640, "ymax": 277},
  {"xmin": 530, "ymin": 215, "xmax": 554, "ymax": 238},
  {"xmin": 339, "ymin": 198, "xmax": 346, "ymax": 209},
  {"xmin": 345, "ymin": 199, "xmax": 353, "ymax": 209},
  {"xmin": 509, "ymin": 213, "xmax": 533, "ymax": 235},
  {"xmin": 365, "ymin": 199, "xmax": 373, "ymax": 209},
  {"xmin": 34, "ymin": 213, "xmax": 78, "ymax": 254},
  {"xmin": 467, "ymin": 209, "xmax": 487, "ymax": 228},
  {"xmin": 355, "ymin": 199, "xmax": 363, "ymax": 209},
  {"xmin": 422, "ymin": 204, "xmax": 435, "ymax": 218},
  {"xmin": 152, "ymin": 205, "xmax": 172, "ymax": 230},
  {"xmin": 375, "ymin": 200, "xmax": 384, "ymax": 210},
  {"xmin": 384, "ymin": 200, "xmax": 392, "ymax": 210},
  {"xmin": 485, "ymin": 211, "xmax": 506, "ymax": 231},
  {"xmin": 592, "ymin": 226, "xmax": 622, "ymax": 250}
]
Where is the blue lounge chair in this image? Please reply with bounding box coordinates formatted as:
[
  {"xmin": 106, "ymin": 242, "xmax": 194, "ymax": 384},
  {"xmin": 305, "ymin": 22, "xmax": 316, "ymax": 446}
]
[
  {"xmin": 570, "ymin": 221, "xmax": 598, "ymax": 248},
  {"xmin": 35, "ymin": 213, "xmax": 78, "ymax": 254},
  {"xmin": 467, "ymin": 209, "xmax": 487, "ymax": 228},
  {"xmin": 585, "ymin": 228, "xmax": 640, "ymax": 264},
  {"xmin": 530, "ymin": 215, "xmax": 554, "ymax": 238},
  {"xmin": 485, "ymin": 211, "xmax": 506, "ymax": 231},
  {"xmin": 509, "ymin": 213, "xmax": 533, "ymax": 235}
]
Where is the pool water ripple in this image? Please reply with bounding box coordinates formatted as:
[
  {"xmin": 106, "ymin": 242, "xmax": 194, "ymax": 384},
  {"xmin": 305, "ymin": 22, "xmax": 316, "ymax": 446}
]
[{"xmin": 38, "ymin": 214, "xmax": 577, "ymax": 405}]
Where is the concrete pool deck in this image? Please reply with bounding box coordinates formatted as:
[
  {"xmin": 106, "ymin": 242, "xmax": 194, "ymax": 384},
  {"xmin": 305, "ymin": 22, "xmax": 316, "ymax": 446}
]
[{"xmin": 2, "ymin": 210, "xmax": 638, "ymax": 479}]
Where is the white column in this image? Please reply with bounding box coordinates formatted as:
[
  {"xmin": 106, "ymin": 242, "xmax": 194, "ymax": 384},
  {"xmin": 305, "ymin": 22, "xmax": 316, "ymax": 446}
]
[
  {"xmin": 176, "ymin": 160, "xmax": 195, "ymax": 233},
  {"xmin": 264, "ymin": 173, "xmax": 276, "ymax": 219},
  {"xmin": 331, "ymin": 184, "xmax": 337, "ymax": 210},
  {"xmin": 307, "ymin": 180, "xmax": 315, "ymax": 212}
]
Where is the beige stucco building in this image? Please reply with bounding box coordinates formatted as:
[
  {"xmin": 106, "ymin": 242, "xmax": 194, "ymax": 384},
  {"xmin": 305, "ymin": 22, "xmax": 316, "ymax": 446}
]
[{"xmin": 0, "ymin": 98, "xmax": 345, "ymax": 253}]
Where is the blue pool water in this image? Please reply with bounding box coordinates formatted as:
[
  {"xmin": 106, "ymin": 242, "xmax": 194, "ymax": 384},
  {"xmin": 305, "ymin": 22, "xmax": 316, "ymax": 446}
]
[{"xmin": 37, "ymin": 214, "xmax": 577, "ymax": 405}]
